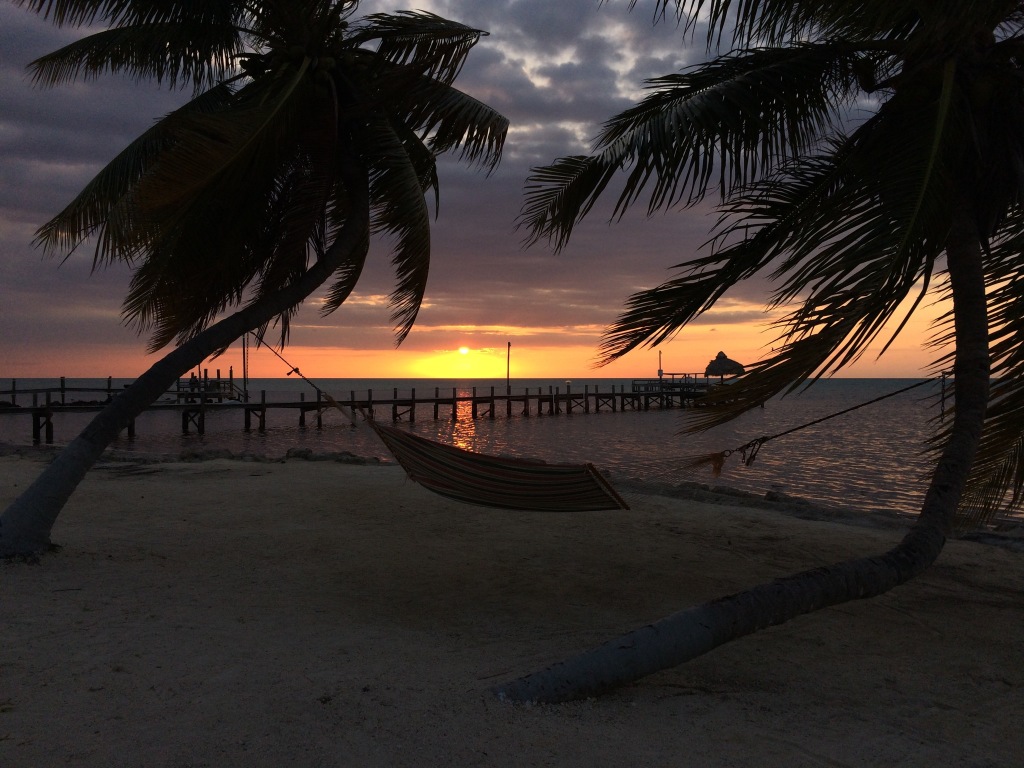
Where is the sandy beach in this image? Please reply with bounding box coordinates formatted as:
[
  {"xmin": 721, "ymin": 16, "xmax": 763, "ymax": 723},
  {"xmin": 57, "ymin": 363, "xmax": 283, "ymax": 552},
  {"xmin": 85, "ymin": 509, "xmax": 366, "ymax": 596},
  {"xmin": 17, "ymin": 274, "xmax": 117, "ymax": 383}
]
[{"xmin": 1, "ymin": 451, "xmax": 1022, "ymax": 767}]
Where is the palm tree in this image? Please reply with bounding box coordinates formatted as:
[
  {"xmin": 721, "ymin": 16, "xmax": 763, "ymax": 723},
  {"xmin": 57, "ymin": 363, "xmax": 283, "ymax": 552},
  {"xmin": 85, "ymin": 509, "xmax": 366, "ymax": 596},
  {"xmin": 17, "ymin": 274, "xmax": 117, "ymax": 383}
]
[
  {"xmin": 494, "ymin": 0, "xmax": 1022, "ymax": 702},
  {"xmin": 0, "ymin": 0, "xmax": 507, "ymax": 556}
]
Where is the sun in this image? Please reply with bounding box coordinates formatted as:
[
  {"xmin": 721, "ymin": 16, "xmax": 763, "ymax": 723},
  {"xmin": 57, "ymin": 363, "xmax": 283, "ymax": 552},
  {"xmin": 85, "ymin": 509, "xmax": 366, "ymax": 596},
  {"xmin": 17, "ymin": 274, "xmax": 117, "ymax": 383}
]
[{"xmin": 406, "ymin": 345, "xmax": 512, "ymax": 377}]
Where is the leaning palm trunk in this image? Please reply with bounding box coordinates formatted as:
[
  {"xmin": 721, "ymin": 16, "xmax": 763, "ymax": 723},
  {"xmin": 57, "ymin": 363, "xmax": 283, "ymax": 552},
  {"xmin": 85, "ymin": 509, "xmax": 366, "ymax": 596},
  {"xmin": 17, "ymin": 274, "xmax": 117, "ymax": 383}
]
[
  {"xmin": 0, "ymin": 170, "xmax": 370, "ymax": 558},
  {"xmin": 495, "ymin": 216, "xmax": 989, "ymax": 703}
]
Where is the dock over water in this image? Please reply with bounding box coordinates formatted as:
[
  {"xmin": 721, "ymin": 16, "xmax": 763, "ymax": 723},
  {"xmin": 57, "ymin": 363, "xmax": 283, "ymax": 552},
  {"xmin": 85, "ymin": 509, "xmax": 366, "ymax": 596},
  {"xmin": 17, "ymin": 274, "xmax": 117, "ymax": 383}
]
[{"xmin": 0, "ymin": 373, "xmax": 722, "ymax": 445}]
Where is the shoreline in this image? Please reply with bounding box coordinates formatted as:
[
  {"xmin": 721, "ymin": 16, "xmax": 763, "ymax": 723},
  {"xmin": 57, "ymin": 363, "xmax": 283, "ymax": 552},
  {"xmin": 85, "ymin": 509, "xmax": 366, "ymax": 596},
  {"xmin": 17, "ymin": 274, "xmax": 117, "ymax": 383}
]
[
  {"xmin": 4, "ymin": 440, "xmax": 1022, "ymax": 547},
  {"xmin": 2, "ymin": 453, "xmax": 1022, "ymax": 766},
  {"xmin": 0, "ymin": 377, "xmax": 944, "ymax": 518}
]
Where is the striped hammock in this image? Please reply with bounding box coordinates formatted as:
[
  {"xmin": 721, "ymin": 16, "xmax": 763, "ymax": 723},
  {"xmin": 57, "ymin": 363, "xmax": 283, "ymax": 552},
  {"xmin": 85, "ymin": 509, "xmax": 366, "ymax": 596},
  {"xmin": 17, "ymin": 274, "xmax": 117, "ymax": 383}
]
[{"xmin": 367, "ymin": 420, "xmax": 630, "ymax": 512}]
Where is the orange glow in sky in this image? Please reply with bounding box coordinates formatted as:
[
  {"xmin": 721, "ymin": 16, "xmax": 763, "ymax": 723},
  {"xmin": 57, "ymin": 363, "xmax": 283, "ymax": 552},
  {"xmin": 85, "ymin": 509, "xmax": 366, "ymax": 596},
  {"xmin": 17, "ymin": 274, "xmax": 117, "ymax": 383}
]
[{"xmin": 5, "ymin": 290, "xmax": 950, "ymax": 380}]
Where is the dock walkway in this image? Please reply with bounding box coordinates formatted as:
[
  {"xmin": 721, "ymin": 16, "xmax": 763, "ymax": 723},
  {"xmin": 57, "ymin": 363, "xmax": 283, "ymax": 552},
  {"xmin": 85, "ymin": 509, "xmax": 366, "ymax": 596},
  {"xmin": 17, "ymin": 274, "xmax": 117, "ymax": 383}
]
[{"xmin": 0, "ymin": 374, "xmax": 721, "ymax": 445}]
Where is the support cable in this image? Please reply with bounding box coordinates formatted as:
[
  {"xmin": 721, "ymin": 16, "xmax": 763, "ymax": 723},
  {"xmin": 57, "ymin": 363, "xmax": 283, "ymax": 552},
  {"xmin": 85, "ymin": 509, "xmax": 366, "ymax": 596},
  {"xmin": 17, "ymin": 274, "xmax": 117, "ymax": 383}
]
[
  {"xmin": 688, "ymin": 378, "xmax": 940, "ymax": 476},
  {"xmin": 247, "ymin": 333, "xmax": 358, "ymax": 425}
]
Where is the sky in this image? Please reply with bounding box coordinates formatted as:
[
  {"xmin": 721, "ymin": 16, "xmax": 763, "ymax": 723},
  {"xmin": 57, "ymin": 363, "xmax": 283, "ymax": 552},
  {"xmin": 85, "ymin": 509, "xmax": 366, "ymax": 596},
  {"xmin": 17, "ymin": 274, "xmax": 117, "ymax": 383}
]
[{"xmin": 0, "ymin": 0, "xmax": 949, "ymax": 380}]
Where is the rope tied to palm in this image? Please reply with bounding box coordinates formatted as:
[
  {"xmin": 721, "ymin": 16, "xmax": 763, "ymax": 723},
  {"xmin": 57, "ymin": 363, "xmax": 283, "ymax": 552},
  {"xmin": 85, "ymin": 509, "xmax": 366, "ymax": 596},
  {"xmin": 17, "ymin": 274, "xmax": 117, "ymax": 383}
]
[{"xmin": 685, "ymin": 378, "xmax": 938, "ymax": 477}]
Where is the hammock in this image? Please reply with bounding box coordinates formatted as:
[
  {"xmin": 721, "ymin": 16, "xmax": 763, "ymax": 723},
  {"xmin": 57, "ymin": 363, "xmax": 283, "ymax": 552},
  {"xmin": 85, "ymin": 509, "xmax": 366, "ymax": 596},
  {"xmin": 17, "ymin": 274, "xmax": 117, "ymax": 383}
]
[
  {"xmin": 367, "ymin": 419, "xmax": 630, "ymax": 512},
  {"xmin": 252, "ymin": 340, "xmax": 629, "ymax": 512}
]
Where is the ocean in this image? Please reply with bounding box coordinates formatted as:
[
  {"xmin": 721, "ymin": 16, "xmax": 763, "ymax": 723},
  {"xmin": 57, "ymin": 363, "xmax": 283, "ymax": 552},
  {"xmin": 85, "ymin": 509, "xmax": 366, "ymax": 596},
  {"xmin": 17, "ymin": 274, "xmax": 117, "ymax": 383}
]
[{"xmin": 0, "ymin": 376, "xmax": 947, "ymax": 516}]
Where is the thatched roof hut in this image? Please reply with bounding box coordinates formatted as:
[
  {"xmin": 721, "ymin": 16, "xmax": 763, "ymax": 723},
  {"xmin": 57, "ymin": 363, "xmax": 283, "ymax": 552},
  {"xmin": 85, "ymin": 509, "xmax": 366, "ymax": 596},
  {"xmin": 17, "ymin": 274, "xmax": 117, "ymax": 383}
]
[{"xmin": 705, "ymin": 351, "xmax": 745, "ymax": 379}]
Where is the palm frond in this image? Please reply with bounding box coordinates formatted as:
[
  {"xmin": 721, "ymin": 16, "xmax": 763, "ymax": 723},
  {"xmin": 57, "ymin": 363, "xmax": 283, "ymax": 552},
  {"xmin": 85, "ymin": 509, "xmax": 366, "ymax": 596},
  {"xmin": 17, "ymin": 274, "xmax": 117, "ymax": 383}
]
[
  {"xmin": 245, "ymin": 137, "xmax": 342, "ymax": 348},
  {"xmin": 33, "ymin": 84, "xmax": 235, "ymax": 260},
  {"xmin": 119, "ymin": 75, "xmax": 335, "ymax": 347},
  {"xmin": 596, "ymin": 141, "xmax": 857, "ymax": 364},
  {"xmin": 766, "ymin": 81, "xmax": 959, "ymax": 359},
  {"xmin": 519, "ymin": 155, "xmax": 630, "ymax": 253},
  {"xmin": 14, "ymin": 0, "xmax": 245, "ymax": 28},
  {"xmin": 353, "ymin": 11, "xmax": 484, "ymax": 86},
  {"xmin": 520, "ymin": 42, "xmax": 866, "ymax": 251},
  {"xmin": 680, "ymin": 326, "xmax": 856, "ymax": 432},
  {"xmin": 596, "ymin": 236, "xmax": 778, "ymax": 364},
  {"xmin": 28, "ymin": 21, "xmax": 241, "ymax": 90},
  {"xmin": 362, "ymin": 117, "xmax": 434, "ymax": 345},
  {"xmin": 399, "ymin": 75, "xmax": 508, "ymax": 173},
  {"xmin": 633, "ymin": 0, "xmax": 938, "ymax": 49},
  {"xmin": 126, "ymin": 61, "xmax": 311, "ymax": 219},
  {"xmin": 321, "ymin": 210, "xmax": 371, "ymax": 317}
]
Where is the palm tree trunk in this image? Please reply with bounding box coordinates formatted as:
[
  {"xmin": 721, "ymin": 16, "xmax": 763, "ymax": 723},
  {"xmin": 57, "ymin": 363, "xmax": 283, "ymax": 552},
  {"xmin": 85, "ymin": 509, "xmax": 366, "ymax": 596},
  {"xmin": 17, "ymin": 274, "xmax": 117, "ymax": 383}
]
[
  {"xmin": 0, "ymin": 166, "xmax": 370, "ymax": 557},
  {"xmin": 494, "ymin": 210, "xmax": 990, "ymax": 703}
]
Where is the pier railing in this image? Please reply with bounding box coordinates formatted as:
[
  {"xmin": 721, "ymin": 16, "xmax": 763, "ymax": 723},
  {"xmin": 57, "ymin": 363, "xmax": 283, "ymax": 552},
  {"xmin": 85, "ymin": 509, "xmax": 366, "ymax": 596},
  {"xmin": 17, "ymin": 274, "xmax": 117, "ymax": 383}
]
[
  {"xmin": 631, "ymin": 373, "xmax": 721, "ymax": 394},
  {"xmin": 0, "ymin": 376, "xmax": 719, "ymax": 445},
  {"xmin": 0, "ymin": 375, "xmax": 243, "ymax": 407}
]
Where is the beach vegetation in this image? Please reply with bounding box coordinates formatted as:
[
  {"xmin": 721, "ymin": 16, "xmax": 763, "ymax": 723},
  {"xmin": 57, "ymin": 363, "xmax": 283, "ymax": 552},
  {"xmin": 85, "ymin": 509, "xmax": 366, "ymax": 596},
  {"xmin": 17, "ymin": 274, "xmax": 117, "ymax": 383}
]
[
  {"xmin": 0, "ymin": 0, "xmax": 507, "ymax": 556},
  {"xmin": 496, "ymin": 0, "xmax": 1024, "ymax": 702}
]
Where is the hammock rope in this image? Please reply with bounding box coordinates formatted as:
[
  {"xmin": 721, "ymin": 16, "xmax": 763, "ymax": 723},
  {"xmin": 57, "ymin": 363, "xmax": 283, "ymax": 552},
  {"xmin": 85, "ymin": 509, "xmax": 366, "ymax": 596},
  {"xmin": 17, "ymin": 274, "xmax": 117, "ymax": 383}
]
[
  {"xmin": 250, "ymin": 334, "xmax": 357, "ymax": 424},
  {"xmin": 687, "ymin": 378, "xmax": 938, "ymax": 476}
]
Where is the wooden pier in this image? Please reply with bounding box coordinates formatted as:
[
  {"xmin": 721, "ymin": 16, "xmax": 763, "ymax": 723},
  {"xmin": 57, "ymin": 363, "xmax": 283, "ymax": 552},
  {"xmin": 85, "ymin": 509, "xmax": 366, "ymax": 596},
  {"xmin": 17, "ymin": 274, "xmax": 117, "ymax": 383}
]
[{"xmin": 0, "ymin": 374, "xmax": 719, "ymax": 445}]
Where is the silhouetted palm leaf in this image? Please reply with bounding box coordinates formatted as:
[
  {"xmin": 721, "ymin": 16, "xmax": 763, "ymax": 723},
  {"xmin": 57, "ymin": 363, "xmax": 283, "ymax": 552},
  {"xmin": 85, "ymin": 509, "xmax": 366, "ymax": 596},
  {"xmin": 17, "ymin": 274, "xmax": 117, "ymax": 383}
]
[
  {"xmin": 26, "ymin": 2, "xmax": 507, "ymax": 354},
  {"xmin": 521, "ymin": 43, "xmax": 863, "ymax": 251}
]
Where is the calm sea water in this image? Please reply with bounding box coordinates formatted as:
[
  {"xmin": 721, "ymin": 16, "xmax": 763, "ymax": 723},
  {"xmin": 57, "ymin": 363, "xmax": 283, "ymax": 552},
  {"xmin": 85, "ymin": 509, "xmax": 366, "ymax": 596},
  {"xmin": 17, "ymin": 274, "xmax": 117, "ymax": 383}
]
[{"xmin": 0, "ymin": 377, "xmax": 945, "ymax": 516}]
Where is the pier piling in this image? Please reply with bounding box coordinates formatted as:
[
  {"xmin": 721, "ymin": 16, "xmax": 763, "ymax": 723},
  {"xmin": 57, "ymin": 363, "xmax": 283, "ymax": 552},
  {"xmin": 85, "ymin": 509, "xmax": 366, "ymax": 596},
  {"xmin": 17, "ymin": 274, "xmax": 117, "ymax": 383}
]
[{"xmin": 0, "ymin": 374, "xmax": 717, "ymax": 444}]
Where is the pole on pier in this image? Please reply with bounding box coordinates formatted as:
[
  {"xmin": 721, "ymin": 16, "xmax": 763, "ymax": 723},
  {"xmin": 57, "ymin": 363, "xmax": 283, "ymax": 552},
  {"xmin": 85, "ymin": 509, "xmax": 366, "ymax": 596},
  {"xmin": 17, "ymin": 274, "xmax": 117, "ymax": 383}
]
[
  {"xmin": 45, "ymin": 393, "xmax": 53, "ymax": 443},
  {"xmin": 242, "ymin": 333, "xmax": 250, "ymax": 402},
  {"xmin": 31, "ymin": 393, "xmax": 54, "ymax": 444}
]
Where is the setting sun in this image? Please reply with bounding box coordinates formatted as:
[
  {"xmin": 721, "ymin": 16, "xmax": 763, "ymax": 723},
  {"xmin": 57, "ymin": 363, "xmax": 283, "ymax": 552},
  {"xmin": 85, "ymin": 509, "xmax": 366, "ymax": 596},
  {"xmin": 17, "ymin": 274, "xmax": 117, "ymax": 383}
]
[{"xmin": 458, "ymin": 346, "xmax": 469, "ymax": 355}]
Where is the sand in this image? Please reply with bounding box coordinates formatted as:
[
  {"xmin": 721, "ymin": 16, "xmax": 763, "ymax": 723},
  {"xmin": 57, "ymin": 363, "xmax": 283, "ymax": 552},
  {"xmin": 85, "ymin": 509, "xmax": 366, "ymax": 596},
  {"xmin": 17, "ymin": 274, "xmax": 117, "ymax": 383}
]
[{"xmin": 1, "ymin": 452, "xmax": 1022, "ymax": 767}]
